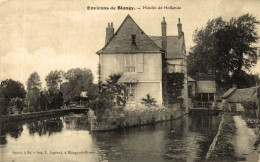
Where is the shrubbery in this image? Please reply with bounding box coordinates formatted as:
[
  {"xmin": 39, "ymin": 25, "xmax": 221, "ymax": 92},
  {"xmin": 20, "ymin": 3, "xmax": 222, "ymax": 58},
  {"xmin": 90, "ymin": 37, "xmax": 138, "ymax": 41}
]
[
  {"xmin": 141, "ymin": 94, "xmax": 157, "ymax": 108},
  {"xmin": 0, "ymin": 79, "xmax": 26, "ymax": 116},
  {"xmin": 240, "ymin": 100, "xmax": 258, "ymax": 123},
  {"xmin": 240, "ymin": 101, "xmax": 258, "ymax": 111},
  {"xmin": 88, "ymin": 74, "xmax": 126, "ymax": 120}
]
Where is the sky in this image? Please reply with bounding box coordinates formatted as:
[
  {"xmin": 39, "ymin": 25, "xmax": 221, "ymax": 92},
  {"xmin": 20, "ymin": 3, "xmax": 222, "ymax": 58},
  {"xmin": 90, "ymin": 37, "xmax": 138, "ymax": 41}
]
[{"xmin": 0, "ymin": 0, "xmax": 260, "ymax": 87}]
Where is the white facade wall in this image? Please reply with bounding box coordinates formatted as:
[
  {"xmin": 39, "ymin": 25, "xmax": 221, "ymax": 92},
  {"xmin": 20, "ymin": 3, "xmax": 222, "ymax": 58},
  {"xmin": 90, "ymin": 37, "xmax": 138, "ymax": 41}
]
[{"xmin": 100, "ymin": 53, "xmax": 162, "ymax": 107}]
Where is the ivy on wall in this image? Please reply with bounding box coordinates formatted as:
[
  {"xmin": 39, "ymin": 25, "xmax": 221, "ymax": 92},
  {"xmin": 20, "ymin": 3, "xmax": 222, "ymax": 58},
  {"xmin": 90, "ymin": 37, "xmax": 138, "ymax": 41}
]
[{"xmin": 167, "ymin": 72, "xmax": 185, "ymax": 104}]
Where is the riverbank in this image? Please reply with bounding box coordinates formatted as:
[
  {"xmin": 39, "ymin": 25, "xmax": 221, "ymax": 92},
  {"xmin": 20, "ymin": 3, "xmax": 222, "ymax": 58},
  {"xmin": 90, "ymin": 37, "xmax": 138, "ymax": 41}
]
[
  {"xmin": 90, "ymin": 108, "xmax": 185, "ymax": 132},
  {"xmin": 0, "ymin": 113, "xmax": 221, "ymax": 161},
  {"xmin": 0, "ymin": 108, "xmax": 89, "ymax": 123},
  {"xmin": 206, "ymin": 114, "xmax": 237, "ymax": 161},
  {"xmin": 206, "ymin": 113, "xmax": 258, "ymax": 161}
]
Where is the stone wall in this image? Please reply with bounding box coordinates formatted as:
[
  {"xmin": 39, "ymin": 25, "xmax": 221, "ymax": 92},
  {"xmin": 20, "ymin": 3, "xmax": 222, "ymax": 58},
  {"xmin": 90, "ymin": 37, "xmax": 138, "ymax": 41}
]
[
  {"xmin": 206, "ymin": 114, "xmax": 237, "ymax": 161},
  {"xmin": 89, "ymin": 107, "xmax": 184, "ymax": 132}
]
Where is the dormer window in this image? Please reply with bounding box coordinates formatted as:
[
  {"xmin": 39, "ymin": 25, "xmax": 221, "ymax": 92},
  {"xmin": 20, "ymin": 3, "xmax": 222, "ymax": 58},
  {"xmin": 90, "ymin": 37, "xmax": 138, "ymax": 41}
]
[{"xmin": 131, "ymin": 34, "xmax": 136, "ymax": 45}]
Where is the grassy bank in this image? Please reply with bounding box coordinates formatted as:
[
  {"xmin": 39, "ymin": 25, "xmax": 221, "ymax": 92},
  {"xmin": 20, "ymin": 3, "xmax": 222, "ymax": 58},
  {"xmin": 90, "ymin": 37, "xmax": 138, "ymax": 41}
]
[{"xmin": 206, "ymin": 114, "xmax": 237, "ymax": 161}]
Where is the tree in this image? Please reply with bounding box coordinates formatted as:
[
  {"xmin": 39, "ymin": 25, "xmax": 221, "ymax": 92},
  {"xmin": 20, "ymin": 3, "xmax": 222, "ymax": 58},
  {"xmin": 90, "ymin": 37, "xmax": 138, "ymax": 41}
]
[
  {"xmin": 0, "ymin": 79, "xmax": 26, "ymax": 115},
  {"xmin": 101, "ymin": 73, "xmax": 127, "ymax": 106},
  {"xmin": 8, "ymin": 98, "xmax": 24, "ymax": 114},
  {"xmin": 97, "ymin": 64, "xmax": 102, "ymax": 93},
  {"xmin": 26, "ymin": 72, "xmax": 42, "ymax": 111},
  {"xmin": 47, "ymin": 91, "xmax": 64, "ymax": 110},
  {"xmin": 45, "ymin": 70, "xmax": 64, "ymax": 92},
  {"xmin": 27, "ymin": 72, "xmax": 41, "ymax": 91},
  {"xmin": 1, "ymin": 79, "xmax": 26, "ymax": 99},
  {"xmin": 37, "ymin": 90, "xmax": 48, "ymax": 111},
  {"xmin": 0, "ymin": 90, "xmax": 9, "ymax": 116},
  {"xmin": 45, "ymin": 70, "xmax": 65, "ymax": 110},
  {"xmin": 61, "ymin": 68, "xmax": 93, "ymax": 101},
  {"xmin": 89, "ymin": 74, "xmax": 126, "ymax": 118},
  {"xmin": 188, "ymin": 14, "xmax": 259, "ymax": 89}
]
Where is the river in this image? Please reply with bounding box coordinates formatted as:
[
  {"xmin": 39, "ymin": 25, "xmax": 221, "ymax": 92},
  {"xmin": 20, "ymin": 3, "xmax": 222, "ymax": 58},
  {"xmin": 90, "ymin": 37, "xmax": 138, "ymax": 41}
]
[{"xmin": 0, "ymin": 113, "xmax": 222, "ymax": 162}]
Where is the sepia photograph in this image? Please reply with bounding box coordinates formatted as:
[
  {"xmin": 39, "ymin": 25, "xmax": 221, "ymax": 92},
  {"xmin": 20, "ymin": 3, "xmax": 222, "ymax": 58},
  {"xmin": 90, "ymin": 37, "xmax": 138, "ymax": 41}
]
[{"xmin": 0, "ymin": 0, "xmax": 260, "ymax": 161}]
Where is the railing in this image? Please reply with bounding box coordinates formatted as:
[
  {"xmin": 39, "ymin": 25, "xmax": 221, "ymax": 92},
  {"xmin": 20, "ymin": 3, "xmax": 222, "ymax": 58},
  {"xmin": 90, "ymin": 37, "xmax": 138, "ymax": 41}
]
[
  {"xmin": 124, "ymin": 67, "xmax": 135, "ymax": 72},
  {"xmin": 193, "ymin": 102, "xmax": 213, "ymax": 109}
]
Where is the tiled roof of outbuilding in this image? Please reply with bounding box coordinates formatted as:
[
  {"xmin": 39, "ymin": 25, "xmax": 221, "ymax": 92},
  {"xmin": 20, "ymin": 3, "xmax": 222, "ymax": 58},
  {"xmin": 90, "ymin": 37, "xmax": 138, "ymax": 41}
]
[
  {"xmin": 224, "ymin": 87, "xmax": 258, "ymax": 103},
  {"xmin": 196, "ymin": 81, "xmax": 217, "ymax": 94},
  {"xmin": 222, "ymin": 87, "xmax": 237, "ymax": 99}
]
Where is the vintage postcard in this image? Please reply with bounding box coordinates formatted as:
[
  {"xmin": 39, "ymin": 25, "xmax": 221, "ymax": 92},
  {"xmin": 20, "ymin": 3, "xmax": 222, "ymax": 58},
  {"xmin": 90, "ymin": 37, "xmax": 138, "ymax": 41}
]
[{"xmin": 0, "ymin": 0, "xmax": 260, "ymax": 161}]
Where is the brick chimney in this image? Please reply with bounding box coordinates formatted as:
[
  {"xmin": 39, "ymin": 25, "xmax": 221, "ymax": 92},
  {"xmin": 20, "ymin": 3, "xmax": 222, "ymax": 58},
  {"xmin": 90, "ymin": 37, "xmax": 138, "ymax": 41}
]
[
  {"xmin": 161, "ymin": 17, "xmax": 167, "ymax": 51},
  {"xmin": 106, "ymin": 22, "xmax": 114, "ymax": 44},
  {"xmin": 161, "ymin": 17, "xmax": 168, "ymax": 105},
  {"xmin": 177, "ymin": 18, "xmax": 182, "ymax": 38}
]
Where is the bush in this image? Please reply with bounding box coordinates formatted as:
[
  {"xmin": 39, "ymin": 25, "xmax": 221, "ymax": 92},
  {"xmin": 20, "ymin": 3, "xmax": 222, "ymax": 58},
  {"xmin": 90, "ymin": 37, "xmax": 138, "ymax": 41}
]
[
  {"xmin": 141, "ymin": 94, "xmax": 157, "ymax": 108},
  {"xmin": 240, "ymin": 101, "xmax": 258, "ymax": 111},
  {"xmin": 89, "ymin": 73, "xmax": 126, "ymax": 120},
  {"xmin": 88, "ymin": 97, "xmax": 114, "ymax": 118},
  {"xmin": 240, "ymin": 101, "xmax": 258, "ymax": 119},
  {"xmin": 22, "ymin": 108, "xmax": 29, "ymax": 113}
]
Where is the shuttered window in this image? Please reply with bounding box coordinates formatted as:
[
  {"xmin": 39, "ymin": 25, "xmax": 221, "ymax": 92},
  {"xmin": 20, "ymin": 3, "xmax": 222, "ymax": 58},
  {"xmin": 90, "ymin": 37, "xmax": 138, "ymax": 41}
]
[
  {"xmin": 124, "ymin": 54, "xmax": 136, "ymax": 72},
  {"xmin": 136, "ymin": 53, "xmax": 144, "ymax": 72}
]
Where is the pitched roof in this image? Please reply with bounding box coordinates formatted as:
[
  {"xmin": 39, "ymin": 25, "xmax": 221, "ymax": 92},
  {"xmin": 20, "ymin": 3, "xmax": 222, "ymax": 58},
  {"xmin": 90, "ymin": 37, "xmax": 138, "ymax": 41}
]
[
  {"xmin": 226, "ymin": 87, "xmax": 258, "ymax": 103},
  {"xmin": 196, "ymin": 81, "xmax": 216, "ymax": 94},
  {"xmin": 222, "ymin": 87, "xmax": 237, "ymax": 99},
  {"xmin": 97, "ymin": 15, "xmax": 162, "ymax": 54},
  {"xmin": 149, "ymin": 36, "xmax": 184, "ymax": 59}
]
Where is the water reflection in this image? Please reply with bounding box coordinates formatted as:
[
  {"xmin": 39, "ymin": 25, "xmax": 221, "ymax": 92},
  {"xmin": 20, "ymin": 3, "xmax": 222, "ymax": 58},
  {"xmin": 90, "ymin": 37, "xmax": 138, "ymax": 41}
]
[
  {"xmin": 0, "ymin": 114, "xmax": 221, "ymax": 161},
  {"xmin": 64, "ymin": 113, "xmax": 90, "ymax": 130},
  {"xmin": 0, "ymin": 122, "xmax": 24, "ymax": 144},
  {"xmin": 91, "ymin": 115, "xmax": 222, "ymax": 161},
  {"xmin": 26, "ymin": 118, "xmax": 63, "ymax": 136}
]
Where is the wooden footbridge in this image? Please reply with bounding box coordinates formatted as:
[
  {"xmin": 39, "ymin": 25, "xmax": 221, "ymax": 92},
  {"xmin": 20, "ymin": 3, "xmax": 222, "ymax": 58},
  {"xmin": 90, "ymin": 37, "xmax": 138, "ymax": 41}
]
[{"xmin": 0, "ymin": 107, "xmax": 89, "ymax": 123}]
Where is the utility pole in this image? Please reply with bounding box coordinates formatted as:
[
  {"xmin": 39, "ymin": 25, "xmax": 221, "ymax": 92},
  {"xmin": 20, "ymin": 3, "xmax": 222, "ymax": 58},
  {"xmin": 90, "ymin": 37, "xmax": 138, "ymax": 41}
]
[
  {"xmin": 255, "ymin": 75, "xmax": 260, "ymax": 150},
  {"xmin": 254, "ymin": 47, "xmax": 260, "ymax": 150},
  {"xmin": 256, "ymin": 47, "xmax": 260, "ymax": 139}
]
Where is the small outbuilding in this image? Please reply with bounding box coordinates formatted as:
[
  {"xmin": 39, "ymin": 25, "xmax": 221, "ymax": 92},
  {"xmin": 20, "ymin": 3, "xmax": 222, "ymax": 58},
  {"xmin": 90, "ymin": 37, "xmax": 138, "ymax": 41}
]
[
  {"xmin": 188, "ymin": 78, "xmax": 217, "ymax": 109},
  {"xmin": 221, "ymin": 86, "xmax": 259, "ymax": 112},
  {"xmin": 195, "ymin": 81, "xmax": 217, "ymax": 102},
  {"xmin": 188, "ymin": 78, "xmax": 217, "ymax": 102}
]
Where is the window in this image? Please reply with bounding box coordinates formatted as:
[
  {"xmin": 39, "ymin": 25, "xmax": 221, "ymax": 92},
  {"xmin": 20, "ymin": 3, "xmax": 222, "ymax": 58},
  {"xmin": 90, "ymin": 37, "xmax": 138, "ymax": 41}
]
[
  {"xmin": 126, "ymin": 83, "xmax": 135, "ymax": 102},
  {"xmin": 124, "ymin": 54, "xmax": 135, "ymax": 72},
  {"xmin": 131, "ymin": 34, "xmax": 136, "ymax": 45},
  {"xmin": 196, "ymin": 93, "xmax": 215, "ymax": 102},
  {"xmin": 168, "ymin": 65, "xmax": 176, "ymax": 73},
  {"xmin": 175, "ymin": 65, "xmax": 181, "ymax": 72},
  {"xmin": 167, "ymin": 64, "xmax": 183, "ymax": 73},
  {"xmin": 136, "ymin": 53, "xmax": 144, "ymax": 72},
  {"xmin": 188, "ymin": 84, "xmax": 193, "ymax": 98},
  {"xmin": 202, "ymin": 94, "xmax": 208, "ymax": 102}
]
